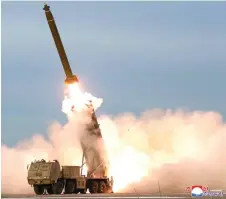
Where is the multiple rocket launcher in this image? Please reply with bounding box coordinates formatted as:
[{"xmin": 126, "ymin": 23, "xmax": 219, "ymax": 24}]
[
  {"xmin": 43, "ymin": 3, "xmax": 110, "ymax": 181},
  {"xmin": 27, "ymin": 5, "xmax": 113, "ymax": 195}
]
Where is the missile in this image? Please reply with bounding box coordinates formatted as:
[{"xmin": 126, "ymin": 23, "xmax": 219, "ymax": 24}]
[{"xmin": 43, "ymin": 4, "xmax": 79, "ymax": 84}]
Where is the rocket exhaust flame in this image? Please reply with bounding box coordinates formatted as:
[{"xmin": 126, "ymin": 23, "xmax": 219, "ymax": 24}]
[
  {"xmin": 62, "ymin": 83, "xmax": 103, "ymax": 115},
  {"xmin": 61, "ymin": 83, "xmax": 151, "ymax": 192}
]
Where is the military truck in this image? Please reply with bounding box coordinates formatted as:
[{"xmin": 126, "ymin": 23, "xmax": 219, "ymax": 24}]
[
  {"xmin": 27, "ymin": 159, "xmax": 113, "ymax": 195},
  {"xmin": 28, "ymin": 4, "xmax": 114, "ymax": 194},
  {"xmin": 27, "ymin": 101, "xmax": 113, "ymax": 195},
  {"xmin": 27, "ymin": 159, "xmax": 83, "ymax": 195}
]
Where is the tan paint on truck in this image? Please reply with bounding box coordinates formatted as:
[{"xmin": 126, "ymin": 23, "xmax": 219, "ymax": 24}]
[
  {"xmin": 27, "ymin": 160, "xmax": 61, "ymax": 185},
  {"xmin": 62, "ymin": 166, "xmax": 80, "ymax": 179}
]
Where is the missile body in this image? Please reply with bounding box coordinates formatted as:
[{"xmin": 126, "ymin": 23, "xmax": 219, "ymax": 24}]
[{"xmin": 43, "ymin": 4, "xmax": 78, "ymax": 84}]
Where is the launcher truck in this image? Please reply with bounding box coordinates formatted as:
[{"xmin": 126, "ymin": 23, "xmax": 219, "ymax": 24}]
[
  {"xmin": 26, "ymin": 4, "xmax": 113, "ymax": 194},
  {"xmin": 27, "ymin": 104, "xmax": 114, "ymax": 195}
]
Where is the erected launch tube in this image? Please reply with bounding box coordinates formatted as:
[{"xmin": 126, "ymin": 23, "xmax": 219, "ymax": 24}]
[
  {"xmin": 43, "ymin": 3, "xmax": 112, "ymax": 185},
  {"xmin": 43, "ymin": 4, "xmax": 78, "ymax": 84}
]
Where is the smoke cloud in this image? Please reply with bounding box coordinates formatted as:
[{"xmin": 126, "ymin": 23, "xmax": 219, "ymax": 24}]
[{"xmin": 1, "ymin": 109, "xmax": 226, "ymax": 194}]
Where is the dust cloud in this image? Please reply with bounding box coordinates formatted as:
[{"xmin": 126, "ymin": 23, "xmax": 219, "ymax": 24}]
[{"xmin": 1, "ymin": 109, "xmax": 226, "ymax": 194}]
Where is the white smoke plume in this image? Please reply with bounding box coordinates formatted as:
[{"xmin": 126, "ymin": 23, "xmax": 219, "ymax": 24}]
[{"xmin": 1, "ymin": 109, "xmax": 226, "ymax": 194}]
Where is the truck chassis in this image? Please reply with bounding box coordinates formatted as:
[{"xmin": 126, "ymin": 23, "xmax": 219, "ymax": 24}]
[{"xmin": 32, "ymin": 178, "xmax": 113, "ymax": 195}]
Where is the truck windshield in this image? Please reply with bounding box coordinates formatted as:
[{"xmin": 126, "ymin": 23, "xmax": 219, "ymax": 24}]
[{"xmin": 29, "ymin": 163, "xmax": 40, "ymax": 171}]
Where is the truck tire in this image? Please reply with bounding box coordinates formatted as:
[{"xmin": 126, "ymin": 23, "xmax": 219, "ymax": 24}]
[
  {"xmin": 98, "ymin": 181, "xmax": 106, "ymax": 193},
  {"xmin": 34, "ymin": 185, "xmax": 44, "ymax": 195},
  {"xmin": 89, "ymin": 181, "xmax": 98, "ymax": 193},
  {"xmin": 80, "ymin": 189, "xmax": 87, "ymax": 194},
  {"xmin": 64, "ymin": 180, "xmax": 75, "ymax": 194},
  {"xmin": 105, "ymin": 186, "xmax": 114, "ymax": 193},
  {"xmin": 53, "ymin": 180, "xmax": 64, "ymax": 194},
  {"xmin": 47, "ymin": 187, "xmax": 54, "ymax": 194},
  {"xmin": 73, "ymin": 189, "xmax": 79, "ymax": 194}
]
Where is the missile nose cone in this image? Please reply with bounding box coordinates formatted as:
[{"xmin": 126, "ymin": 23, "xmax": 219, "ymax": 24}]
[{"xmin": 43, "ymin": 3, "xmax": 50, "ymax": 11}]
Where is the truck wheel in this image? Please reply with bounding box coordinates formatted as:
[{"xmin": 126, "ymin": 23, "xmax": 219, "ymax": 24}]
[
  {"xmin": 73, "ymin": 189, "xmax": 79, "ymax": 194},
  {"xmin": 53, "ymin": 180, "xmax": 64, "ymax": 194},
  {"xmin": 98, "ymin": 181, "xmax": 106, "ymax": 193},
  {"xmin": 80, "ymin": 189, "xmax": 87, "ymax": 194},
  {"xmin": 89, "ymin": 181, "xmax": 98, "ymax": 193},
  {"xmin": 47, "ymin": 187, "xmax": 53, "ymax": 194},
  {"xmin": 105, "ymin": 186, "xmax": 114, "ymax": 193},
  {"xmin": 65, "ymin": 180, "xmax": 75, "ymax": 194},
  {"xmin": 34, "ymin": 185, "xmax": 44, "ymax": 195}
]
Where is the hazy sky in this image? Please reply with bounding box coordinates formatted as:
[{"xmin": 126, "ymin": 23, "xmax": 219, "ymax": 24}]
[{"xmin": 2, "ymin": 2, "xmax": 226, "ymax": 146}]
